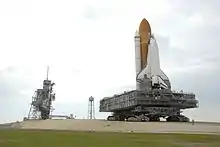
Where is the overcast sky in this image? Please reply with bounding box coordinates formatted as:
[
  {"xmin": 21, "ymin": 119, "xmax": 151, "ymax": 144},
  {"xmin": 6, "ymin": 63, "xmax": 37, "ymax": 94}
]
[{"xmin": 0, "ymin": 0, "xmax": 220, "ymax": 123}]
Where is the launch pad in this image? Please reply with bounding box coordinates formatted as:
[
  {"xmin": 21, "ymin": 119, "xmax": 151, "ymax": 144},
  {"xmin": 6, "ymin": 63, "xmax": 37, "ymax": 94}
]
[
  {"xmin": 99, "ymin": 18, "xmax": 199, "ymax": 122},
  {"xmin": 25, "ymin": 67, "xmax": 74, "ymax": 120}
]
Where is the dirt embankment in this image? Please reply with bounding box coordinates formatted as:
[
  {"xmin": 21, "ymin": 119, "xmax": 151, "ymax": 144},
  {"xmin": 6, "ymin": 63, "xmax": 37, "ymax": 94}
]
[{"xmin": 17, "ymin": 119, "xmax": 220, "ymax": 134}]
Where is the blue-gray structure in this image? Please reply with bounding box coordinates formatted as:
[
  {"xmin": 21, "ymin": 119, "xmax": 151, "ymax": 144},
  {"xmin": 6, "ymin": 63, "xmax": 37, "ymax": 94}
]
[
  {"xmin": 100, "ymin": 89, "xmax": 198, "ymax": 122},
  {"xmin": 27, "ymin": 67, "xmax": 56, "ymax": 120}
]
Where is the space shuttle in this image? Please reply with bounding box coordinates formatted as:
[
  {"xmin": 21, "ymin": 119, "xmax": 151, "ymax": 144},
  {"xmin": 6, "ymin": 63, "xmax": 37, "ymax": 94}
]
[{"xmin": 134, "ymin": 18, "xmax": 171, "ymax": 90}]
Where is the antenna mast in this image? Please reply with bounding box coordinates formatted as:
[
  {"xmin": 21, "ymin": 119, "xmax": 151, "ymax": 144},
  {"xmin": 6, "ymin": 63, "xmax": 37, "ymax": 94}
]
[{"xmin": 46, "ymin": 66, "xmax": 49, "ymax": 80}]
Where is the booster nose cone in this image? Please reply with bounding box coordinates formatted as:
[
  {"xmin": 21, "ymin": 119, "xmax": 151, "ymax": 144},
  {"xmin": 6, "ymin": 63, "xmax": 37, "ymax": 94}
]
[{"xmin": 135, "ymin": 30, "xmax": 139, "ymax": 37}]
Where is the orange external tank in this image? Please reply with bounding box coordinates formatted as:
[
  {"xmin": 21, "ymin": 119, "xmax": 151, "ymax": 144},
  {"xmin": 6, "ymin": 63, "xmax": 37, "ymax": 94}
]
[{"xmin": 139, "ymin": 18, "xmax": 151, "ymax": 69}]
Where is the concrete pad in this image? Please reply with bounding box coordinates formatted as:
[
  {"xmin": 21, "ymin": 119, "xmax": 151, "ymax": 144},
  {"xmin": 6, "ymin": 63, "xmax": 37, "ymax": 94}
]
[{"xmin": 17, "ymin": 119, "xmax": 220, "ymax": 135}]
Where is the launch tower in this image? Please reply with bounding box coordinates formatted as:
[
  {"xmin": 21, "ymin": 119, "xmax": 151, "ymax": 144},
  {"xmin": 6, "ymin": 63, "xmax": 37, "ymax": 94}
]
[
  {"xmin": 27, "ymin": 67, "xmax": 56, "ymax": 120},
  {"xmin": 99, "ymin": 18, "xmax": 199, "ymax": 122}
]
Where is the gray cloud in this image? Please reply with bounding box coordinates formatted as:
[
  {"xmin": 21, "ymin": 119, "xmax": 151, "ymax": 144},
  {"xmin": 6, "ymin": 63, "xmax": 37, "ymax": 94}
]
[
  {"xmin": 153, "ymin": 0, "xmax": 220, "ymax": 121},
  {"xmin": 0, "ymin": 66, "xmax": 41, "ymax": 123},
  {"xmin": 0, "ymin": 0, "xmax": 220, "ymax": 123},
  {"xmin": 0, "ymin": 67, "xmax": 31, "ymax": 99},
  {"xmin": 170, "ymin": 67, "xmax": 220, "ymax": 121},
  {"xmin": 157, "ymin": 28, "xmax": 220, "ymax": 121}
]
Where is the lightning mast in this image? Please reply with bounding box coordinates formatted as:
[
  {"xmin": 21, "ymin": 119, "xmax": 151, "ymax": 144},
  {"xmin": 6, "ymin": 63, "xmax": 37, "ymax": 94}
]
[{"xmin": 88, "ymin": 96, "xmax": 95, "ymax": 119}]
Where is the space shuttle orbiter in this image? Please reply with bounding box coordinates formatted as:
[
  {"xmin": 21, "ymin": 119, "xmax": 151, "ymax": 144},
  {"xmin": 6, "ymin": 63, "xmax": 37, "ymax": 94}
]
[{"xmin": 134, "ymin": 18, "xmax": 171, "ymax": 90}]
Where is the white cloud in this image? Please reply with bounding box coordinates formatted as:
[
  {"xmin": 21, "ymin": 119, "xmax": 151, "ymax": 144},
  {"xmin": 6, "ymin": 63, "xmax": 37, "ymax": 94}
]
[
  {"xmin": 187, "ymin": 13, "xmax": 204, "ymax": 26},
  {"xmin": 0, "ymin": 0, "xmax": 32, "ymax": 16}
]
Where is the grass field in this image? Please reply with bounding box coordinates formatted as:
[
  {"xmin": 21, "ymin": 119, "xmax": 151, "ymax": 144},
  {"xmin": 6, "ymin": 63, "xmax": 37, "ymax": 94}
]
[{"xmin": 0, "ymin": 129, "xmax": 220, "ymax": 147}]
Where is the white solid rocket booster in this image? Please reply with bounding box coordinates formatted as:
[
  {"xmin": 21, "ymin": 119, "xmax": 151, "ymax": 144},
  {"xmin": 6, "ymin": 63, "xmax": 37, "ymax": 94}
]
[{"xmin": 134, "ymin": 30, "xmax": 141, "ymax": 90}]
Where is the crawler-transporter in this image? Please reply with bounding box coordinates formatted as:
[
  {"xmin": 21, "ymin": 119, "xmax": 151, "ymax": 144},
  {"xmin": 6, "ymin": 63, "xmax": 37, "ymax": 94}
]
[{"xmin": 100, "ymin": 89, "xmax": 198, "ymax": 122}]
